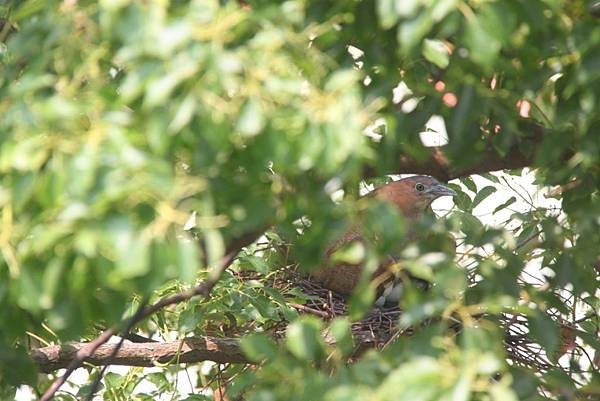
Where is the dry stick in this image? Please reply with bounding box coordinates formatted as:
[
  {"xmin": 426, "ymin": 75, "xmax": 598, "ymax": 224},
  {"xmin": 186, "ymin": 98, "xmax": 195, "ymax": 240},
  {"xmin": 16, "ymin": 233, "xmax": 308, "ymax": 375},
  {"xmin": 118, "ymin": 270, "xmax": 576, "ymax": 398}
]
[
  {"xmin": 288, "ymin": 303, "xmax": 331, "ymax": 319},
  {"xmin": 40, "ymin": 248, "xmax": 241, "ymax": 401}
]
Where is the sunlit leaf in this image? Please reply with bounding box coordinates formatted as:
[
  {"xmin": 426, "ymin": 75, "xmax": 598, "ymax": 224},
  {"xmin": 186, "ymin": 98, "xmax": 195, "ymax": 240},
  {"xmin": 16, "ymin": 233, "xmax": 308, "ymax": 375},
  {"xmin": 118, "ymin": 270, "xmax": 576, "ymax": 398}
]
[
  {"xmin": 471, "ymin": 185, "xmax": 497, "ymax": 209},
  {"xmin": 422, "ymin": 39, "xmax": 450, "ymax": 69},
  {"xmin": 493, "ymin": 196, "xmax": 516, "ymax": 214}
]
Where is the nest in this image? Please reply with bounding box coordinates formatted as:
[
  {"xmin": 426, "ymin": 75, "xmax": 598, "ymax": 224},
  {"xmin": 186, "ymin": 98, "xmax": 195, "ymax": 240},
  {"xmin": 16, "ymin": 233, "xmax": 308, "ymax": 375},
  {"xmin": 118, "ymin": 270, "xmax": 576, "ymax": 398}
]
[
  {"xmin": 270, "ymin": 270, "xmax": 405, "ymax": 348},
  {"xmin": 243, "ymin": 268, "xmax": 587, "ymax": 375}
]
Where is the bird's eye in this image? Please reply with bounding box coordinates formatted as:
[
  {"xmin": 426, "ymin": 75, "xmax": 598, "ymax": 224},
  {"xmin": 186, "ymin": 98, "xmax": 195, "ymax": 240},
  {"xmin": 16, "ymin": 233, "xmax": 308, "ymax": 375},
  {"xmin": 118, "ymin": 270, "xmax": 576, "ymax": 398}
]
[{"xmin": 415, "ymin": 183, "xmax": 425, "ymax": 191}]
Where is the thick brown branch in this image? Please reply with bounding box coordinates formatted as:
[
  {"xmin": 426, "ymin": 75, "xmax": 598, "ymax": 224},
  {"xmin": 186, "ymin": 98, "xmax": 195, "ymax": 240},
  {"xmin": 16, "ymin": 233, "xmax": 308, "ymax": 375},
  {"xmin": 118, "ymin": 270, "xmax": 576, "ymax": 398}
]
[
  {"xmin": 31, "ymin": 330, "xmax": 381, "ymax": 373},
  {"xmin": 364, "ymin": 122, "xmax": 563, "ymax": 181},
  {"xmin": 31, "ymin": 336, "xmax": 250, "ymax": 373}
]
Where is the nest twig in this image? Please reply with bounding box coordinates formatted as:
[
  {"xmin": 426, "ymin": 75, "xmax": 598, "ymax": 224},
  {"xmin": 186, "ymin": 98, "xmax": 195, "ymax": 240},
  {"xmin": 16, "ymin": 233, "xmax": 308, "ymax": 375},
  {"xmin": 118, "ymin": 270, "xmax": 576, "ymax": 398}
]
[{"xmin": 237, "ymin": 267, "xmax": 595, "ymax": 377}]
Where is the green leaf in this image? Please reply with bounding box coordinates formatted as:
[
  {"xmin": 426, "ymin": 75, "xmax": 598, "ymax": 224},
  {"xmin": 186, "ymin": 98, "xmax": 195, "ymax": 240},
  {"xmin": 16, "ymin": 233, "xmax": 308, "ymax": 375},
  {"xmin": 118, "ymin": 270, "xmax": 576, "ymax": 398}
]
[
  {"xmin": 348, "ymin": 282, "xmax": 375, "ymax": 321},
  {"xmin": 330, "ymin": 242, "xmax": 365, "ymax": 265},
  {"xmin": 168, "ymin": 94, "xmax": 197, "ymax": 134},
  {"xmin": 398, "ymin": 13, "xmax": 434, "ymax": 55},
  {"xmin": 376, "ymin": 0, "xmax": 400, "ymax": 29},
  {"xmin": 104, "ymin": 372, "xmax": 124, "ymax": 389},
  {"xmin": 249, "ymin": 296, "xmax": 277, "ymax": 320},
  {"xmin": 147, "ymin": 372, "xmax": 171, "ymax": 391},
  {"xmin": 422, "ymin": 39, "xmax": 450, "ymax": 68},
  {"xmin": 178, "ymin": 306, "xmax": 201, "ymax": 332},
  {"xmin": 324, "ymin": 387, "xmax": 373, "ymax": 401},
  {"xmin": 144, "ymin": 61, "xmax": 198, "ymax": 107},
  {"xmin": 493, "ymin": 196, "xmax": 516, "ymax": 214},
  {"xmin": 11, "ymin": 0, "xmax": 46, "ymax": 21},
  {"xmin": 237, "ymin": 98, "xmax": 265, "ymax": 137},
  {"xmin": 40, "ymin": 258, "xmax": 65, "ymax": 309},
  {"xmin": 241, "ymin": 333, "xmax": 279, "ymax": 362},
  {"xmin": 115, "ymin": 233, "xmax": 150, "ymax": 279},
  {"xmin": 285, "ymin": 317, "xmax": 325, "ymax": 361},
  {"xmin": 460, "ymin": 326, "xmax": 503, "ymax": 367},
  {"xmin": 376, "ymin": 0, "xmax": 423, "ymax": 29},
  {"xmin": 464, "ymin": 14, "xmax": 502, "ymax": 68},
  {"xmin": 458, "ymin": 212, "xmax": 484, "ymax": 238},
  {"xmin": 240, "ymin": 255, "xmax": 270, "ymax": 274},
  {"xmin": 376, "ymin": 357, "xmax": 445, "ymax": 401},
  {"xmin": 509, "ymin": 366, "xmax": 540, "ymax": 400},
  {"xmin": 481, "ymin": 173, "xmax": 500, "ymax": 184},
  {"xmin": 177, "ymin": 237, "xmax": 200, "ymax": 283},
  {"xmin": 471, "ymin": 186, "xmax": 497, "ymax": 209},
  {"xmin": 461, "ymin": 176, "xmax": 477, "ymax": 193},
  {"xmin": 450, "ymin": 85, "xmax": 475, "ymax": 137},
  {"xmin": 399, "ymin": 297, "xmax": 448, "ymax": 329},
  {"xmin": 448, "ymin": 184, "xmax": 472, "ymax": 211},
  {"xmin": 329, "ymin": 317, "xmax": 354, "ymax": 356},
  {"xmin": 0, "ymin": 342, "xmax": 37, "ymax": 387},
  {"xmin": 528, "ymin": 313, "xmax": 560, "ymax": 358},
  {"xmin": 17, "ymin": 267, "xmax": 43, "ymax": 313},
  {"xmin": 490, "ymin": 382, "xmax": 518, "ymax": 401}
]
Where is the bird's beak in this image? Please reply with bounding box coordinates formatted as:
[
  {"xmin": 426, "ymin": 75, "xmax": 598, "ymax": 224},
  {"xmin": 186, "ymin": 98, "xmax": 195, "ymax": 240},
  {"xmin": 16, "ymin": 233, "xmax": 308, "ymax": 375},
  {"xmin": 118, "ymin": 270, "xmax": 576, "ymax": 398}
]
[{"xmin": 426, "ymin": 183, "xmax": 457, "ymax": 198}]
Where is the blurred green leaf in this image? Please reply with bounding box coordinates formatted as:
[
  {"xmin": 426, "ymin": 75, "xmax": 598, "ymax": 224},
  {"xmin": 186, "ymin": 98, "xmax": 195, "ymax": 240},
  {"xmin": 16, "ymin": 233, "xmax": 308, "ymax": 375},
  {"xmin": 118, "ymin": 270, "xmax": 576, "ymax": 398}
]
[
  {"xmin": 237, "ymin": 98, "xmax": 266, "ymax": 137},
  {"xmin": 329, "ymin": 317, "xmax": 354, "ymax": 356},
  {"xmin": 528, "ymin": 313, "xmax": 560, "ymax": 358},
  {"xmin": 464, "ymin": 9, "xmax": 502, "ymax": 68},
  {"xmin": 376, "ymin": 0, "xmax": 400, "ymax": 29},
  {"xmin": 241, "ymin": 333, "xmax": 279, "ymax": 362},
  {"xmin": 422, "ymin": 39, "xmax": 449, "ymax": 69},
  {"xmin": 177, "ymin": 237, "xmax": 201, "ymax": 283},
  {"xmin": 285, "ymin": 317, "xmax": 325, "ymax": 362},
  {"xmin": 240, "ymin": 255, "xmax": 270, "ymax": 274},
  {"xmin": 457, "ymin": 212, "xmax": 484, "ymax": 238},
  {"xmin": 330, "ymin": 242, "xmax": 365, "ymax": 265},
  {"xmin": 348, "ymin": 281, "xmax": 376, "ymax": 321},
  {"xmin": 398, "ymin": 12, "xmax": 433, "ymax": 55},
  {"xmin": 376, "ymin": 357, "xmax": 445, "ymax": 401}
]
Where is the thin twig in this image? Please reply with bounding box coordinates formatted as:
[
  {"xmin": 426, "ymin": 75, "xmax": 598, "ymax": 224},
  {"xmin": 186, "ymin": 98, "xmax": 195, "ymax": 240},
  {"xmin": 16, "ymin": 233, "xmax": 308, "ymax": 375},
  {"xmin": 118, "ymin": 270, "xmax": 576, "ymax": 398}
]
[
  {"xmin": 40, "ymin": 329, "xmax": 116, "ymax": 401},
  {"xmin": 289, "ymin": 303, "xmax": 331, "ymax": 319},
  {"xmin": 85, "ymin": 298, "xmax": 149, "ymax": 401}
]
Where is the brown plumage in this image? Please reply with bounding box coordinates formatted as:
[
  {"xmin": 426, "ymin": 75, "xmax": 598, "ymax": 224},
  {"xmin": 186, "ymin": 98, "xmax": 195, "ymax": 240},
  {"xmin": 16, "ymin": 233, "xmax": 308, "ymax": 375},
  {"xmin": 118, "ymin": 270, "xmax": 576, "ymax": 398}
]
[{"xmin": 310, "ymin": 175, "xmax": 456, "ymax": 295}]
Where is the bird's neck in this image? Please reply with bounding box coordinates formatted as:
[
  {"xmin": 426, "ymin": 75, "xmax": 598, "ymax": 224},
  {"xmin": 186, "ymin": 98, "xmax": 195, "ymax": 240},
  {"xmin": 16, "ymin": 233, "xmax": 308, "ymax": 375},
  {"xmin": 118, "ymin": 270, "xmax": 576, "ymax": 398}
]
[{"xmin": 406, "ymin": 201, "xmax": 434, "ymax": 218}]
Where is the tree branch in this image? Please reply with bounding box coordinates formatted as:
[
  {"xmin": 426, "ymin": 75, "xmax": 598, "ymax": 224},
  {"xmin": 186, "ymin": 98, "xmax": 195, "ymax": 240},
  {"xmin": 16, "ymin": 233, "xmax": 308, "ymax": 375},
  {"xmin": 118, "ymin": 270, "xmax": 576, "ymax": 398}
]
[
  {"xmin": 39, "ymin": 231, "xmax": 260, "ymax": 401},
  {"xmin": 365, "ymin": 122, "xmax": 562, "ymax": 181},
  {"xmin": 39, "ymin": 328, "xmax": 117, "ymax": 401},
  {"xmin": 31, "ymin": 330, "xmax": 382, "ymax": 373},
  {"xmin": 31, "ymin": 336, "xmax": 251, "ymax": 373},
  {"xmin": 85, "ymin": 299, "xmax": 149, "ymax": 401}
]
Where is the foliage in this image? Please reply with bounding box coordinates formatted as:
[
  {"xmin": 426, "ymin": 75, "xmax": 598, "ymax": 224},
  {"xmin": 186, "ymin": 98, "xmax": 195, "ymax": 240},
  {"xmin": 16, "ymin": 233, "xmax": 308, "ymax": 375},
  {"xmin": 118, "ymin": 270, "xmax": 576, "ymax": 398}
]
[{"xmin": 1, "ymin": 0, "xmax": 599, "ymax": 400}]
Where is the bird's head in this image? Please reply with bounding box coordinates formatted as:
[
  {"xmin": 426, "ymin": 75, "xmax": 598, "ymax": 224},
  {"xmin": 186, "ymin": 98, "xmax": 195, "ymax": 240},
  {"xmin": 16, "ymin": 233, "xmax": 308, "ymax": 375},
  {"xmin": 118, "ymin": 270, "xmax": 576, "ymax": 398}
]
[{"xmin": 373, "ymin": 175, "xmax": 457, "ymax": 217}]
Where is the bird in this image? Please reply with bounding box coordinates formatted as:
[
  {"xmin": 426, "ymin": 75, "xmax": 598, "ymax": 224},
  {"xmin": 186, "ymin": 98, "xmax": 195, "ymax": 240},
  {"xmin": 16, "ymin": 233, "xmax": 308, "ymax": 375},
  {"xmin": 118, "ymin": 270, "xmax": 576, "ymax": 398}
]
[{"xmin": 310, "ymin": 175, "xmax": 456, "ymax": 299}]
